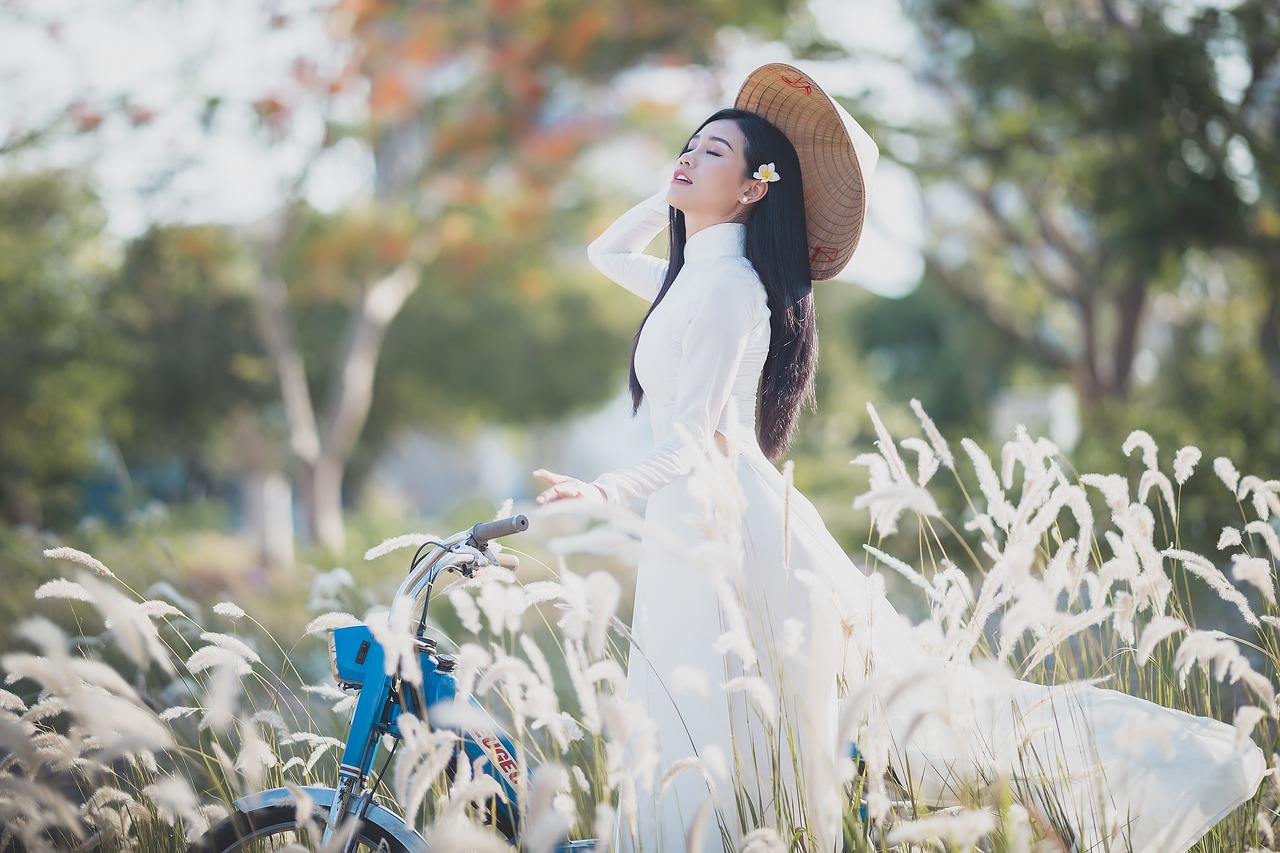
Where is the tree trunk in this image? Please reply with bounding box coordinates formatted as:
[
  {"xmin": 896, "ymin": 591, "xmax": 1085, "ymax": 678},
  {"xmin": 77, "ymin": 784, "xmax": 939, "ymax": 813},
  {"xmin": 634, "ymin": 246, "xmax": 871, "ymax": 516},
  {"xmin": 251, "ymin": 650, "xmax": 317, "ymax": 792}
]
[
  {"xmin": 1076, "ymin": 293, "xmax": 1102, "ymax": 408},
  {"xmin": 255, "ymin": 261, "xmax": 420, "ymax": 554},
  {"xmin": 1109, "ymin": 278, "xmax": 1147, "ymax": 399},
  {"xmin": 303, "ymin": 452, "xmax": 347, "ymax": 554}
]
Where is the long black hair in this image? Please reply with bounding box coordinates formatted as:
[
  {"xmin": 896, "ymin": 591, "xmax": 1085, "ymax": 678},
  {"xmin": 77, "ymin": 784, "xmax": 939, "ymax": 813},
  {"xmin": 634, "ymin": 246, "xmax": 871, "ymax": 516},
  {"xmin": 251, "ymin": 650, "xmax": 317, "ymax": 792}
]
[{"xmin": 627, "ymin": 107, "xmax": 816, "ymax": 461}]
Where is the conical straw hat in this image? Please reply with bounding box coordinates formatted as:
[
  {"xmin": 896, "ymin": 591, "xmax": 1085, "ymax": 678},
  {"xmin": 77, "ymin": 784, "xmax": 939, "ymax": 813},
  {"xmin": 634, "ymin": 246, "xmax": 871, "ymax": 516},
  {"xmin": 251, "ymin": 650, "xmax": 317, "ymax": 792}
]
[{"xmin": 735, "ymin": 63, "xmax": 879, "ymax": 281}]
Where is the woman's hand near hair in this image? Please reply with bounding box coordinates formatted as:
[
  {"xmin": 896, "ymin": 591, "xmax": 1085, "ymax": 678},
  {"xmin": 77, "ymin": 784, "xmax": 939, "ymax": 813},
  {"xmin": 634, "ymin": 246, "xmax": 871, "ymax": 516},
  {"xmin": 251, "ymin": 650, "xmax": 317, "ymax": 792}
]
[{"xmin": 533, "ymin": 469, "xmax": 607, "ymax": 505}]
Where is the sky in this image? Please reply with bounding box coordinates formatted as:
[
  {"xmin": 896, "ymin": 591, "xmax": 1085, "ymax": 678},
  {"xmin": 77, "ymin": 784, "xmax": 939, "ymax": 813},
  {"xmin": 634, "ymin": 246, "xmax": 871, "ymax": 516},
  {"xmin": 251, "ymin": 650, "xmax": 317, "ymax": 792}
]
[{"xmin": 0, "ymin": 0, "xmax": 925, "ymax": 296}]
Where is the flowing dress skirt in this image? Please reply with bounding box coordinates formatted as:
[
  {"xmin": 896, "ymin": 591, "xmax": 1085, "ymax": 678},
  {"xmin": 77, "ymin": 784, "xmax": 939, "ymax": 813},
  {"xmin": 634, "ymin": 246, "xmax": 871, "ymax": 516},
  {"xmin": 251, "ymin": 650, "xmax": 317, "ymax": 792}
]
[{"xmin": 617, "ymin": 444, "xmax": 1265, "ymax": 853}]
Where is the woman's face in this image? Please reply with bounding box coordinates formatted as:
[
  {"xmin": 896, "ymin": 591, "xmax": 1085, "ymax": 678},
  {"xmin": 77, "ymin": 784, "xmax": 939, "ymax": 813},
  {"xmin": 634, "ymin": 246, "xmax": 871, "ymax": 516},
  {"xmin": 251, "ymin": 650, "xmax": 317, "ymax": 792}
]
[{"xmin": 666, "ymin": 118, "xmax": 764, "ymax": 232}]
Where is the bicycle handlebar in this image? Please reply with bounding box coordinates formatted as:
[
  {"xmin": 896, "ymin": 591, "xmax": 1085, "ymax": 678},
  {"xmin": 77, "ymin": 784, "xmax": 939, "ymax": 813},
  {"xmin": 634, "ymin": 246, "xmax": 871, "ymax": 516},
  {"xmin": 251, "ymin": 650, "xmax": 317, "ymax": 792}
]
[{"xmin": 469, "ymin": 515, "xmax": 529, "ymax": 547}]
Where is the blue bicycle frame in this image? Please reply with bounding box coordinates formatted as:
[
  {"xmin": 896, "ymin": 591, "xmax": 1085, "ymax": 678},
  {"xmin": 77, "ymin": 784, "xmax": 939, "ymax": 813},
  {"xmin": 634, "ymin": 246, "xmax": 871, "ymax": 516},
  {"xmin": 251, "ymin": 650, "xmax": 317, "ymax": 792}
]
[
  {"xmin": 214, "ymin": 515, "xmax": 595, "ymax": 852},
  {"xmin": 327, "ymin": 622, "xmax": 525, "ymax": 839}
]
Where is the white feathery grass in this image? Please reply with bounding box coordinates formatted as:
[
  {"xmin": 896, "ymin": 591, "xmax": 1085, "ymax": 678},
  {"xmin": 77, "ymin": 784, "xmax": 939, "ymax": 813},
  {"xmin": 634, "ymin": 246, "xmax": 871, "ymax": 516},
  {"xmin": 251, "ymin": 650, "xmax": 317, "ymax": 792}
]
[
  {"xmin": 363, "ymin": 532, "xmax": 438, "ymax": 561},
  {"xmin": 42, "ymin": 546, "xmax": 113, "ymax": 576},
  {"xmin": 476, "ymin": 580, "xmax": 529, "ymax": 635},
  {"xmin": 851, "ymin": 481, "xmax": 941, "ymax": 537},
  {"xmin": 186, "ymin": 646, "xmax": 253, "ymax": 677},
  {"xmin": 1260, "ymin": 811, "xmax": 1276, "ymax": 849},
  {"xmin": 22, "ymin": 695, "xmax": 68, "ymax": 723},
  {"xmin": 657, "ymin": 755, "xmax": 718, "ymax": 798},
  {"xmin": 1234, "ymin": 706, "xmax": 1268, "ymax": 746},
  {"xmin": 1020, "ymin": 607, "xmax": 1114, "ymax": 673},
  {"xmin": 301, "ymin": 682, "xmax": 347, "ymax": 701},
  {"xmin": 1246, "ymin": 519, "xmax": 1280, "ymax": 561},
  {"xmin": 1173, "ymin": 445, "xmax": 1202, "ymax": 485},
  {"xmin": 669, "ymin": 664, "xmax": 710, "ymax": 698},
  {"xmin": 33, "ymin": 579, "xmax": 93, "ymax": 602},
  {"xmin": 0, "ymin": 688, "xmax": 26, "ymax": 712},
  {"xmin": 887, "ymin": 808, "xmax": 998, "ymax": 847},
  {"xmin": 1136, "ymin": 615, "xmax": 1187, "ymax": 666},
  {"xmin": 1122, "ymin": 430, "xmax": 1159, "ymax": 470},
  {"xmin": 780, "ymin": 617, "xmax": 805, "ymax": 657},
  {"xmin": 77, "ymin": 572, "xmax": 175, "ymax": 675},
  {"xmin": 198, "ymin": 631, "xmax": 262, "ymax": 665},
  {"xmin": 449, "ymin": 588, "xmax": 483, "ymax": 634},
  {"xmin": 159, "ymin": 706, "xmax": 199, "ymax": 722},
  {"xmin": 554, "ymin": 569, "xmax": 622, "ymax": 658},
  {"xmin": 522, "ymin": 580, "xmax": 565, "ymax": 605},
  {"xmin": 900, "ymin": 437, "xmax": 940, "ymax": 486},
  {"xmin": 1174, "ymin": 630, "xmax": 1275, "ymax": 706},
  {"xmin": 367, "ymin": 595, "xmax": 423, "ymax": 686},
  {"xmin": 865, "ymin": 403, "xmax": 911, "ymax": 483},
  {"xmin": 232, "ymin": 722, "xmax": 277, "ymax": 792},
  {"xmin": 1080, "ymin": 472, "xmax": 1130, "ymax": 513},
  {"xmin": 1219, "ymin": 527, "xmax": 1244, "ymax": 550},
  {"xmin": 212, "ymin": 601, "xmax": 245, "ymax": 620},
  {"xmin": 910, "ymin": 397, "xmax": 955, "ymax": 470},
  {"xmin": 521, "ymin": 764, "xmax": 576, "ymax": 853},
  {"xmin": 1236, "ymin": 475, "xmax": 1276, "ymax": 522},
  {"xmin": 142, "ymin": 580, "xmax": 201, "ymax": 618},
  {"xmin": 250, "ymin": 708, "xmax": 290, "ymax": 739},
  {"xmin": 962, "ymin": 437, "xmax": 1015, "ymax": 530},
  {"xmin": 422, "ymin": 816, "xmax": 511, "ymax": 853},
  {"xmin": 1137, "ymin": 468, "xmax": 1176, "ymax": 516},
  {"xmin": 284, "ymin": 784, "xmax": 315, "ymax": 838},
  {"xmin": 721, "ymin": 675, "xmax": 777, "ymax": 727},
  {"xmin": 741, "ymin": 827, "xmax": 787, "ymax": 853},
  {"xmin": 304, "ymin": 611, "xmax": 360, "ymax": 635},
  {"xmin": 144, "ymin": 774, "xmax": 206, "ymax": 836},
  {"xmin": 138, "ymin": 599, "xmax": 185, "ymax": 618},
  {"xmin": 519, "ymin": 632, "xmax": 555, "ymax": 687},
  {"xmin": 864, "ymin": 545, "xmax": 931, "ymax": 595},
  {"xmin": 1232, "ymin": 555, "xmax": 1276, "ymax": 606},
  {"xmin": 1215, "ymin": 456, "xmax": 1241, "ymax": 495},
  {"xmin": 197, "ymin": 656, "xmax": 242, "ymax": 731},
  {"xmin": 1164, "ymin": 548, "xmax": 1260, "ymax": 628},
  {"xmin": 594, "ymin": 802, "xmax": 617, "ymax": 850},
  {"xmin": 682, "ymin": 795, "xmax": 718, "ymax": 853},
  {"xmin": 9, "ymin": 618, "xmax": 138, "ymax": 700},
  {"xmin": 308, "ymin": 566, "xmax": 354, "ymax": 612}
]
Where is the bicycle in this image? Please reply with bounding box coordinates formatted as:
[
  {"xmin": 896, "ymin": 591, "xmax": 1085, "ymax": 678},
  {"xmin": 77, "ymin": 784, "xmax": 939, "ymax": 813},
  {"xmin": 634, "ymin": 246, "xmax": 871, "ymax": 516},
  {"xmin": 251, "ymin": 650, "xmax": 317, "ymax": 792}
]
[{"xmin": 189, "ymin": 514, "xmax": 597, "ymax": 852}]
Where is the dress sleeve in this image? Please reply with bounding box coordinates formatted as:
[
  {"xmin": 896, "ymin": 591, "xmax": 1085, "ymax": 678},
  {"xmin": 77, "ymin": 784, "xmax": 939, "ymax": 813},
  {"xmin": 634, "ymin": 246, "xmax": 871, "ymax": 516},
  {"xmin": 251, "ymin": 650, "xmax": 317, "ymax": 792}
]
[
  {"xmin": 586, "ymin": 191, "xmax": 670, "ymax": 301},
  {"xmin": 591, "ymin": 266, "xmax": 765, "ymax": 507}
]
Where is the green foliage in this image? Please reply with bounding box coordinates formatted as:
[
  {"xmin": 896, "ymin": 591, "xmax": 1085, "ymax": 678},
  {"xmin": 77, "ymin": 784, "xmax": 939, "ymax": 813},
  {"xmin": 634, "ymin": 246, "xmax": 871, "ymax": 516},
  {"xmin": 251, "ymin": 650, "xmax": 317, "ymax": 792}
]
[
  {"xmin": 904, "ymin": 0, "xmax": 1278, "ymax": 404},
  {"xmin": 0, "ymin": 171, "xmax": 124, "ymax": 527},
  {"xmin": 104, "ymin": 225, "xmax": 275, "ymax": 485}
]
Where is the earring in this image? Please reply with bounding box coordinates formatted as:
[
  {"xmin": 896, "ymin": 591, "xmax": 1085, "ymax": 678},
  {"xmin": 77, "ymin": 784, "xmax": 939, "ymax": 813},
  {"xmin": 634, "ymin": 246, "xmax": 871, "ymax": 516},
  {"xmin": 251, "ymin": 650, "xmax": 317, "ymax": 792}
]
[{"xmin": 740, "ymin": 196, "xmax": 750, "ymax": 203}]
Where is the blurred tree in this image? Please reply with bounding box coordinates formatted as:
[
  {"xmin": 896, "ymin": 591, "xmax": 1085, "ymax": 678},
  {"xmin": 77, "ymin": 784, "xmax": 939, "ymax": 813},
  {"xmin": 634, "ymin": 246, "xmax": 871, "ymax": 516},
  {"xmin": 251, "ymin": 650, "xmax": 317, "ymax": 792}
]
[
  {"xmin": 901, "ymin": 0, "xmax": 1278, "ymax": 409},
  {"xmin": 240, "ymin": 0, "xmax": 820, "ymax": 549},
  {"xmin": 0, "ymin": 172, "xmax": 123, "ymax": 528},
  {"xmin": 103, "ymin": 225, "xmax": 276, "ymax": 498},
  {"xmin": 7, "ymin": 0, "xmax": 840, "ymax": 547}
]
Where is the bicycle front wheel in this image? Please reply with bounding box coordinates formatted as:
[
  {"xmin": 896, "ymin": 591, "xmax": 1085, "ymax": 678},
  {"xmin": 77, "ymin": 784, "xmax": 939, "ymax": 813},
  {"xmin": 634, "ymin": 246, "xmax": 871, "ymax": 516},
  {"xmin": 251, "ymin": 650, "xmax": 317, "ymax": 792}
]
[{"xmin": 191, "ymin": 804, "xmax": 412, "ymax": 853}]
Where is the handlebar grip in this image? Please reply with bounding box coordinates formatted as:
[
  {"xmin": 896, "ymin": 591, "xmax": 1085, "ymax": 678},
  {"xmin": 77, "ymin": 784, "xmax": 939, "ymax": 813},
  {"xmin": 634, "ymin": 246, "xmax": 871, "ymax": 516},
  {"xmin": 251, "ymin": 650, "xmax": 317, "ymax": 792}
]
[{"xmin": 469, "ymin": 515, "xmax": 529, "ymax": 546}]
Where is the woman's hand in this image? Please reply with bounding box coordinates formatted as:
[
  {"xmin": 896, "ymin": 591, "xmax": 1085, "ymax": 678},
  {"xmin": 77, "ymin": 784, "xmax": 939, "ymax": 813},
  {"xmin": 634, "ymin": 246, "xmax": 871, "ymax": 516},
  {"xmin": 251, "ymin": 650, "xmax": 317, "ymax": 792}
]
[{"xmin": 533, "ymin": 469, "xmax": 606, "ymax": 505}]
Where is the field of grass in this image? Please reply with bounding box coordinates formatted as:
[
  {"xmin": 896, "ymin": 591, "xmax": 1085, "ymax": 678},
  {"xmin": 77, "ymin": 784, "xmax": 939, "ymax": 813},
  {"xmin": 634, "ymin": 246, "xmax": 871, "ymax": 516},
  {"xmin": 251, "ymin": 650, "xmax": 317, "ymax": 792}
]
[{"xmin": 1, "ymin": 408, "xmax": 1277, "ymax": 851}]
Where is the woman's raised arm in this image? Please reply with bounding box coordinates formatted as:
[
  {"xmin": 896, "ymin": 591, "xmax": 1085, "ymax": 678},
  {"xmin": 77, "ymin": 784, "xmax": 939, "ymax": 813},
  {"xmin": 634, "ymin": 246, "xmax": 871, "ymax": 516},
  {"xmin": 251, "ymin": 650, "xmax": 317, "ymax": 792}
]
[{"xmin": 585, "ymin": 191, "xmax": 670, "ymax": 301}]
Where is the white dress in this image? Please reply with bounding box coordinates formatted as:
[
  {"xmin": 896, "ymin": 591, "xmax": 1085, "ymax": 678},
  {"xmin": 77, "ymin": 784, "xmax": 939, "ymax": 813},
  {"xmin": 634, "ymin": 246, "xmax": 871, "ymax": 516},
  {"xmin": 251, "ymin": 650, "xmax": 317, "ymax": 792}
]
[{"xmin": 586, "ymin": 192, "xmax": 1265, "ymax": 852}]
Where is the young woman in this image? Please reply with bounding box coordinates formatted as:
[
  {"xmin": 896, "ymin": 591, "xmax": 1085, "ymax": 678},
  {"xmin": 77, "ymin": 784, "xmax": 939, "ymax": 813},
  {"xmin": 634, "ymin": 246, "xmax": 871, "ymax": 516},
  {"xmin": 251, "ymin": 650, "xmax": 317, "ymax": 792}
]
[{"xmin": 534, "ymin": 63, "xmax": 1263, "ymax": 852}]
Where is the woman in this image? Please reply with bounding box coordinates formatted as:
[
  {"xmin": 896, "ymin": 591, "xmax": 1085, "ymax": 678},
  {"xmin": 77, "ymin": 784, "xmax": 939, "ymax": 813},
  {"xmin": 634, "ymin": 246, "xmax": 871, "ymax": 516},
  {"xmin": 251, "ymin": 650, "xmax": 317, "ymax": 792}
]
[{"xmin": 534, "ymin": 63, "xmax": 1263, "ymax": 852}]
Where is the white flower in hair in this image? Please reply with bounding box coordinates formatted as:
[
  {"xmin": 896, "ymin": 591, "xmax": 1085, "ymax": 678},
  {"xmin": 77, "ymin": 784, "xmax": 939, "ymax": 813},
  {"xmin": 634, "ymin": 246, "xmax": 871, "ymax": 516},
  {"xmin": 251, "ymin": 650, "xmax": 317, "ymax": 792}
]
[{"xmin": 753, "ymin": 163, "xmax": 780, "ymax": 183}]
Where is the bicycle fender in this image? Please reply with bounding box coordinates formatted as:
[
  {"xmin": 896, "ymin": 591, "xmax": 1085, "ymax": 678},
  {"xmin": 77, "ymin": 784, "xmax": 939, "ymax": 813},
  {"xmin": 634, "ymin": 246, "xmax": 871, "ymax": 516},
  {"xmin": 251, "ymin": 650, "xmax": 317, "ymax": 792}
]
[{"xmin": 231, "ymin": 786, "xmax": 429, "ymax": 852}]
